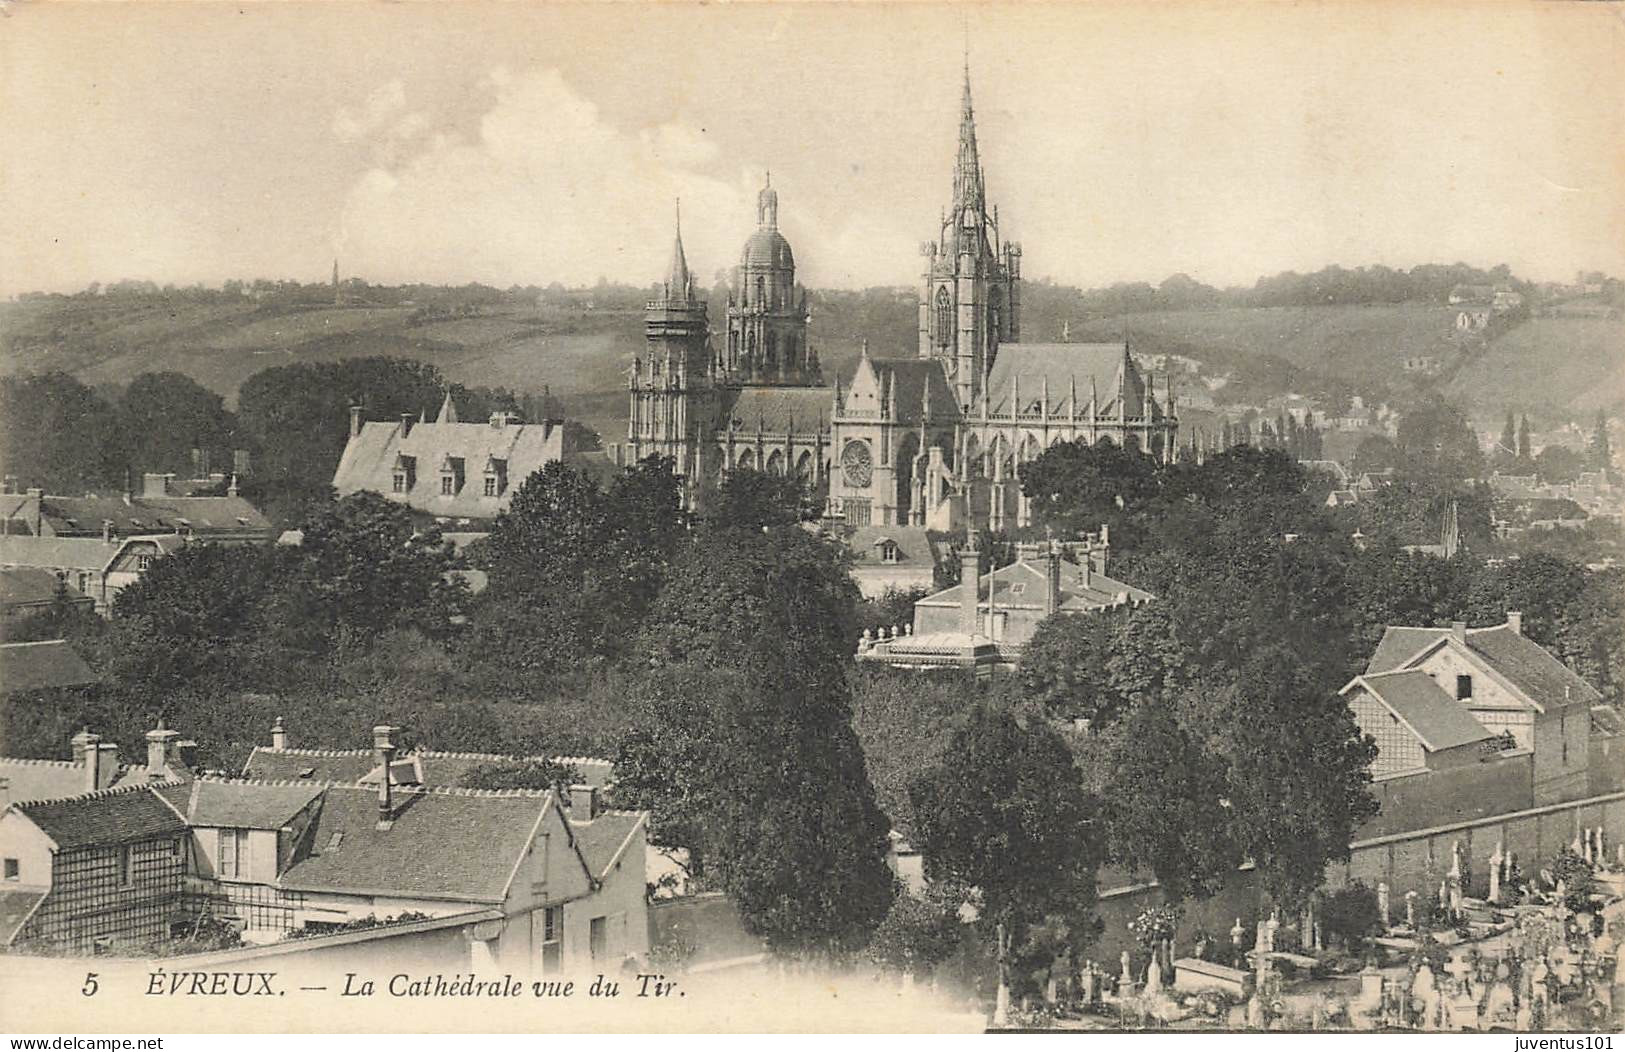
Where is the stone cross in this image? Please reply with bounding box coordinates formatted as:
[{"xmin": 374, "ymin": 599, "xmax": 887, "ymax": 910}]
[
  {"xmin": 1120, "ymin": 950, "xmax": 1134, "ymax": 987},
  {"xmin": 1377, "ymin": 882, "xmax": 1390, "ymax": 928},
  {"xmin": 1443, "ymin": 955, "xmax": 1475, "ymax": 985}
]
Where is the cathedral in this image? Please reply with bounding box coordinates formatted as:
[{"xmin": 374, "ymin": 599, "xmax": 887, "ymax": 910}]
[{"xmin": 625, "ymin": 67, "xmax": 1179, "ymax": 530}]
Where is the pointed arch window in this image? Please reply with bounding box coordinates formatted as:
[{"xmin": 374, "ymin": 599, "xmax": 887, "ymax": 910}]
[{"xmin": 934, "ymin": 287, "xmax": 953, "ymax": 347}]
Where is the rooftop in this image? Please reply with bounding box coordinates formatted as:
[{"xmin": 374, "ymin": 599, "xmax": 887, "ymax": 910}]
[
  {"xmin": 241, "ymin": 746, "xmax": 615, "ymax": 789},
  {"xmin": 1351, "ymin": 669, "xmax": 1495, "ymax": 751},
  {"xmin": 0, "ymin": 640, "xmax": 99, "ymax": 693},
  {"xmin": 1366, "ymin": 620, "xmax": 1601, "ymax": 713},
  {"xmin": 13, "ymin": 784, "xmax": 187, "ymax": 851}
]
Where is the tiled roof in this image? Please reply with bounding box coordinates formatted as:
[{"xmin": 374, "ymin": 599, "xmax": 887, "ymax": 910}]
[
  {"xmin": 332, "ymin": 416, "xmax": 567, "ymax": 520},
  {"xmin": 1365, "ymin": 623, "xmax": 1600, "ymax": 713},
  {"xmin": 1355, "ymin": 670, "xmax": 1494, "ymax": 751},
  {"xmin": 719, "ymin": 386, "xmax": 832, "ymax": 436},
  {"xmin": 40, "ymin": 494, "xmax": 271, "ymax": 535},
  {"xmin": 241, "ymin": 747, "xmax": 615, "ymax": 788},
  {"xmin": 276, "ymin": 784, "xmax": 554, "ymax": 903},
  {"xmin": 0, "ymin": 758, "xmax": 89, "ymax": 806},
  {"xmin": 0, "ymin": 889, "xmax": 46, "ymax": 944},
  {"xmin": 14, "ymin": 785, "xmax": 187, "ymax": 850},
  {"xmin": 0, "ymin": 640, "xmax": 99, "ymax": 693},
  {"xmin": 184, "ymin": 779, "xmax": 324, "ymax": 829},
  {"xmin": 573, "ymin": 811, "xmax": 646, "ymax": 880},
  {"xmin": 0, "ymin": 568, "xmax": 85, "ymax": 609}
]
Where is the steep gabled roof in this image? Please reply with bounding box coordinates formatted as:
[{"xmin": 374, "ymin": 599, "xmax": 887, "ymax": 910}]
[
  {"xmin": 1365, "ymin": 622, "xmax": 1599, "ymax": 714},
  {"xmin": 276, "ymin": 784, "xmax": 556, "ymax": 903},
  {"xmin": 40, "ymin": 494, "xmax": 271, "ymax": 535},
  {"xmin": 0, "ymin": 640, "xmax": 99, "ymax": 693},
  {"xmin": 983, "ymin": 343, "xmax": 1160, "ymax": 420},
  {"xmin": 0, "ymin": 758, "xmax": 89, "ymax": 805},
  {"xmin": 241, "ymin": 747, "xmax": 615, "ymax": 789},
  {"xmin": 720, "ymin": 386, "xmax": 831, "ymax": 437},
  {"xmin": 1349, "ymin": 670, "xmax": 1495, "ymax": 752},
  {"xmin": 13, "ymin": 784, "xmax": 187, "ymax": 850},
  {"xmin": 573, "ymin": 811, "xmax": 647, "ymax": 881},
  {"xmin": 917, "ymin": 556, "xmax": 1153, "ymax": 612},
  {"xmin": 184, "ymin": 779, "xmax": 324, "ymax": 830}
]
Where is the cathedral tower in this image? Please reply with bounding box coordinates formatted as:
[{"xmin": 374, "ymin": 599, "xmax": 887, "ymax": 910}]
[
  {"xmin": 726, "ymin": 175, "xmax": 818, "ymax": 386},
  {"xmin": 918, "ymin": 63, "xmax": 1021, "ymax": 409},
  {"xmin": 628, "ymin": 203, "xmax": 715, "ymax": 499}
]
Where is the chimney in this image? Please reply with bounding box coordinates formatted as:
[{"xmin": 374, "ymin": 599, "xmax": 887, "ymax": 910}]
[
  {"xmin": 145, "ymin": 720, "xmax": 180, "ymax": 780},
  {"xmin": 174, "ymin": 740, "xmax": 197, "ymax": 771},
  {"xmin": 96, "ymin": 743, "xmax": 120, "ymax": 790},
  {"xmin": 373, "ymin": 725, "xmax": 398, "ymax": 829},
  {"xmin": 570, "ymin": 784, "xmax": 599, "ymax": 820},
  {"xmin": 270, "ymin": 716, "xmax": 287, "ymax": 751},
  {"xmin": 959, "ymin": 534, "xmax": 982, "ymax": 637},
  {"xmin": 1507, "ymin": 610, "xmax": 1523, "ymax": 636},
  {"xmin": 1, "ymin": 475, "xmax": 15, "ymax": 495},
  {"xmin": 233, "ymin": 448, "xmax": 251, "ymax": 476},
  {"xmin": 226, "ymin": 473, "xmax": 238, "ymax": 497},
  {"xmin": 349, "ymin": 404, "xmax": 364, "ymax": 439},
  {"xmin": 1044, "ymin": 542, "xmax": 1062, "ymax": 617},
  {"xmin": 71, "ymin": 729, "xmax": 101, "ymax": 794},
  {"xmin": 1451, "ymin": 621, "xmax": 1467, "ymax": 644},
  {"xmin": 101, "ymin": 520, "xmax": 115, "ymax": 544},
  {"xmin": 399, "ymin": 412, "xmax": 413, "ymax": 438}
]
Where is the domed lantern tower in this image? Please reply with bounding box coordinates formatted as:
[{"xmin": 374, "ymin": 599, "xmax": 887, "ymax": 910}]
[{"xmin": 725, "ymin": 174, "xmax": 819, "ymax": 386}]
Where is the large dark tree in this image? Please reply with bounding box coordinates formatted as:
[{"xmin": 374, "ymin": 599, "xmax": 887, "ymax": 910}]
[
  {"xmin": 1396, "ymin": 395, "xmax": 1484, "ymax": 480},
  {"xmin": 909, "ymin": 704, "xmax": 1103, "ymax": 992},
  {"xmin": 0, "ymin": 372, "xmax": 130, "ymax": 492},
  {"xmin": 119, "ymin": 372, "xmax": 238, "ymax": 478},
  {"xmin": 614, "ymin": 526, "xmax": 894, "ymax": 958},
  {"xmin": 704, "ymin": 468, "xmax": 818, "ymax": 530}
]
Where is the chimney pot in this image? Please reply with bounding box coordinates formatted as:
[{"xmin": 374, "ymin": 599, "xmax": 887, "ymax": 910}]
[
  {"xmin": 96, "ymin": 743, "xmax": 120, "ymax": 790},
  {"xmin": 350, "ymin": 405, "xmax": 365, "ymax": 439},
  {"xmin": 400, "ymin": 412, "xmax": 414, "ymax": 438},
  {"xmin": 373, "ymin": 725, "xmax": 398, "ymax": 828},
  {"xmin": 1451, "ymin": 621, "xmax": 1467, "ymax": 643},
  {"xmin": 271, "ymin": 716, "xmax": 287, "ymax": 751},
  {"xmin": 146, "ymin": 721, "xmax": 180, "ymax": 779},
  {"xmin": 73, "ymin": 729, "xmax": 101, "ymax": 793},
  {"xmin": 1507, "ymin": 610, "xmax": 1523, "ymax": 636}
]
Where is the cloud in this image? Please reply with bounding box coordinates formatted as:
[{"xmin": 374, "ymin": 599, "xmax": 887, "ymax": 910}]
[
  {"xmin": 335, "ymin": 68, "xmax": 916, "ymax": 290},
  {"xmin": 332, "ymin": 79, "xmax": 409, "ymax": 142}
]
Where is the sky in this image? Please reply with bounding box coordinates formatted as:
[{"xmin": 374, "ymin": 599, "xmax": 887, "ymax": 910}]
[{"xmin": 2, "ymin": 2, "xmax": 1622, "ymax": 297}]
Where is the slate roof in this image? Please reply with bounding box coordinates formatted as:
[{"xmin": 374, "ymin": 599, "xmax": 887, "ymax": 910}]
[
  {"xmin": 919, "ymin": 557, "xmax": 1154, "ymax": 613},
  {"xmin": 0, "ymin": 568, "xmax": 86, "ymax": 610},
  {"xmin": 0, "ymin": 758, "xmax": 90, "ymax": 806},
  {"xmin": 276, "ymin": 784, "xmax": 553, "ymax": 903},
  {"xmin": 843, "ymin": 526, "xmax": 940, "ymax": 569},
  {"xmin": 332, "ymin": 413, "xmax": 567, "ymax": 519},
  {"xmin": 0, "ymin": 536, "xmax": 122, "ymax": 573},
  {"xmin": 718, "ymin": 386, "xmax": 832, "ymax": 436},
  {"xmin": 184, "ymin": 779, "xmax": 324, "ymax": 830},
  {"xmin": 0, "ymin": 640, "xmax": 99, "ymax": 693},
  {"xmin": 14, "ymin": 785, "xmax": 187, "ymax": 850},
  {"xmin": 573, "ymin": 811, "xmax": 646, "ymax": 880},
  {"xmin": 0, "ymin": 889, "xmax": 46, "ymax": 944},
  {"xmin": 241, "ymin": 747, "xmax": 616, "ymax": 789},
  {"xmin": 835, "ymin": 358, "xmax": 958, "ymax": 427},
  {"xmin": 1354, "ymin": 670, "xmax": 1494, "ymax": 751},
  {"xmin": 37, "ymin": 494, "xmax": 271, "ymax": 536},
  {"xmin": 1365, "ymin": 622, "xmax": 1599, "ymax": 713},
  {"xmin": 983, "ymin": 343, "xmax": 1163, "ymax": 420}
]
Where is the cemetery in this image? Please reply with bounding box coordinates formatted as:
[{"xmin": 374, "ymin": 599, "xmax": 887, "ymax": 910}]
[{"xmin": 999, "ymin": 828, "xmax": 1625, "ymax": 1030}]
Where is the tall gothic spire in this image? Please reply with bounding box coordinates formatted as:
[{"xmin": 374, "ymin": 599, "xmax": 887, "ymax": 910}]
[
  {"xmin": 953, "ymin": 59, "xmax": 984, "ymax": 212},
  {"xmin": 666, "ymin": 199, "xmax": 690, "ymax": 299}
]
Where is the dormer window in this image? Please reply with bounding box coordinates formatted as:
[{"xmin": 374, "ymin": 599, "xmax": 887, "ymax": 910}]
[
  {"xmin": 439, "ymin": 455, "xmax": 464, "ymax": 496},
  {"xmin": 875, "ymin": 538, "xmax": 900, "ymax": 564},
  {"xmin": 1456, "ymin": 674, "xmax": 1473, "ymax": 701},
  {"xmin": 393, "ymin": 454, "xmax": 416, "ymax": 493},
  {"xmin": 483, "ymin": 457, "xmax": 508, "ymax": 498}
]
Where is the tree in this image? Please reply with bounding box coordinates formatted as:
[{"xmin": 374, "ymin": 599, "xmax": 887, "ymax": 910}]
[
  {"xmin": 1495, "ymin": 410, "xmax": 1521, "ymax": 472},
  {"xmin": 1534, "ymin": 445, "xmax": 1586, "ymax": 485},
  {"xmin": 119, "ymin": 372, "xmax": 238, "ymax": 478},
  {"xmin": 614, "ymin": 527, "xmax": 894, "ymax": 958},
  {"xmin": 866, "ymin": 884, "xmax": 966, "ymax": 977},
  {"xmin": 0, "ymin": 372, "xmax": 130, "ymax": 492},
  {"xmin": 705, "ymin": 468, "xmax": 817, "ymax": 530},
  {"xmin": 1592, "ymin": 410, "xmax": 1614, "ymax": 479},
  {"xmin": 1019, "ymin": 439, "xmax": 1160, "ymax": 541},
  {"xmin": 909, "ymin": 704, "xmax": 1103, "ymax": 992},
  {"xmin": 268, "ymin": 491, "xmax": 461, "ymax": 651},
  {"xmin": 458, "ymin": 758, "xmax": 579, "ymax": 791},
  {"xmin": 1395, "ymin": 395, "xmax": 1484, "ymax": 480},
  {"xmin": 1517, "ymin": 414, "xmax": 1532, "ymax": 461}
]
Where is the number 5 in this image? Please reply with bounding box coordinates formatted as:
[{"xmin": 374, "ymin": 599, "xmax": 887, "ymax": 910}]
[{"xmin": 82, "ymin": 972, "xmax": 99, "ymax": 996}]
